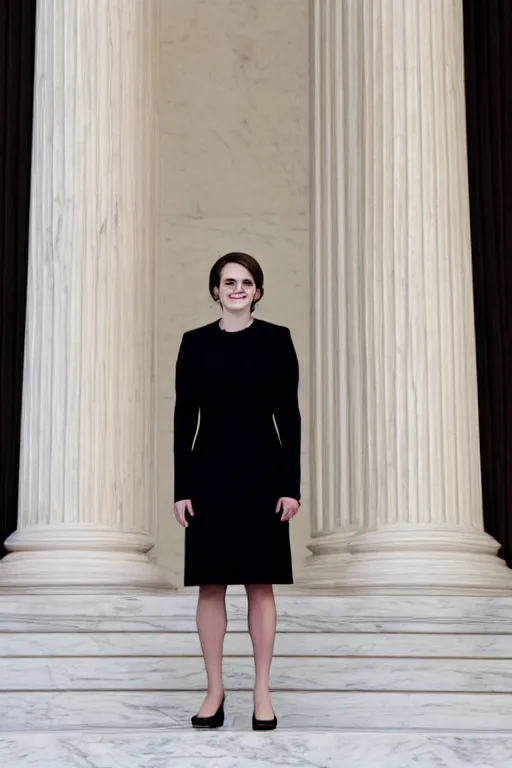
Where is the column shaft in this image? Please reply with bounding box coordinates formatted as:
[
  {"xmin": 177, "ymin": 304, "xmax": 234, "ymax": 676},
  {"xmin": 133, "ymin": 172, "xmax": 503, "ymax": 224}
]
[
  {"xmin": 307, "ymin": 0, "xmax": 512, "ymax": 593},
  {"xmin": 300, "ymin": 0, "xmax": 362, "ymax": 584},
  {"xmin": 0, "ymin": 0, "xmax": 171, "ymax": 590}
]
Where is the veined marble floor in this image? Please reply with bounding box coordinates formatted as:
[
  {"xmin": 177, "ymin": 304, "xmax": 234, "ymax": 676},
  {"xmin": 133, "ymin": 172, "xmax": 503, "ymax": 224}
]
[
  {"xmin": 3, "ymin": 729, "xmax": 512, "ymax": 768},
  {"xmin": 2, "ymin": 593, "xmax": 512, "ymax": 767}
]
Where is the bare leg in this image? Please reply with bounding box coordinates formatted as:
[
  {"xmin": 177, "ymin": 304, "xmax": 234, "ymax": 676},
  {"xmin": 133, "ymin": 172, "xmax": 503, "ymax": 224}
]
[
  {"xmin": 245, "ymin": 583, "xmax": 277, "ymax": 720},
  {"xmin": 195, "ymin": 584, "xmax": 227, "ymax": 717}
]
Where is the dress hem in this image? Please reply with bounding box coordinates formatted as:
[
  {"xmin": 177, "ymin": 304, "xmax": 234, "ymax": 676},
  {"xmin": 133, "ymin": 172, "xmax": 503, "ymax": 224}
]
[{"xmin": 184, "ymin": 579, "xmax": 294, "ymax": 587}]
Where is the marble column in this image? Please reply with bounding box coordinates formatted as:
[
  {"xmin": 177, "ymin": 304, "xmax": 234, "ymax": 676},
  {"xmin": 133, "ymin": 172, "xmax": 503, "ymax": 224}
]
[
  {"xmin": 305, "ymin": 0, "xmax": 512, "ymax": 593},
  {"xmin": 0, "ymin": 0, "xmax": 172, "ymax": 590}
]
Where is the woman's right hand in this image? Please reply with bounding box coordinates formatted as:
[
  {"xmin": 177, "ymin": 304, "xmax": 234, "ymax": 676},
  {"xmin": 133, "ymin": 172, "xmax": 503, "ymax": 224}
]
[{"xmin": 174, "ymin": 499, "xmax": 194, "ymax": 528}]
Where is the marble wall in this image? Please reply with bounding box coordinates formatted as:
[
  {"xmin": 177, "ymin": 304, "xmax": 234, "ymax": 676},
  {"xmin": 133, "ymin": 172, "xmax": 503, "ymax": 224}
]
[{"xmin": 154, "ymin": 0, "xmax": 310, "ymax": 584}]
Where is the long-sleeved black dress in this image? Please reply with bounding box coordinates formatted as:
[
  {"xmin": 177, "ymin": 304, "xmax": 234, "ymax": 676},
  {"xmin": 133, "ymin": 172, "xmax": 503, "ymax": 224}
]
[{"xmin": 173, "ymin": 318, "xmax": 301, "ymax": 586}]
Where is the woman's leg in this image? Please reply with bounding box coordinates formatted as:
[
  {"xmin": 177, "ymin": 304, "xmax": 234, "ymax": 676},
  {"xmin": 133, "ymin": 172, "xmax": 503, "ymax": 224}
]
[
  {"xmin": 195, "ymin": 583, "xmax": 228, "ymax": 716},
  {"xmin": 245, "ymin": 583, "xmax": 277, "ymax": 720}
]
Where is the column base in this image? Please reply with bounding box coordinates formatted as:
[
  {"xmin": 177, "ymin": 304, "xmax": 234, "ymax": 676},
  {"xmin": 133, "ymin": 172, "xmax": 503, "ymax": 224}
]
[
  {"xmin": 0, "ymin": 525, "xmax": 175, "ymax": 592},
  {"xmin": 294, "ymin": 530, "xmax": 355, "ymax": 588},
  {"xmin": 336, "ymin": 524, "xmax": 512, "ymax": 595}
]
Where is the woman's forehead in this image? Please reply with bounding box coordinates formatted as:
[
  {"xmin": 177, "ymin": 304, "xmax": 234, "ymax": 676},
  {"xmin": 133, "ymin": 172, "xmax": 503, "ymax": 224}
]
[{"xmin": 220, "ymin": 264, "xmax": 253, "ymax": 280}]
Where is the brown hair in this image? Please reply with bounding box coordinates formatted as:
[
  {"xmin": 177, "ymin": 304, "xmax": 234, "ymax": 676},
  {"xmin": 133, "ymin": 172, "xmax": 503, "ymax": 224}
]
[{"xmin": 209, "ymin": 252, "xmax": 264, "ymax": 313}]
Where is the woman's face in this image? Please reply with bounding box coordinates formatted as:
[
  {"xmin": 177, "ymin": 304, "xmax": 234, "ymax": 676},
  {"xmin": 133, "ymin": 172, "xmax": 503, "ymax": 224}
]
[{"xmin": 215, "ymin": 263, "xmax": 260, "ymax": 313}]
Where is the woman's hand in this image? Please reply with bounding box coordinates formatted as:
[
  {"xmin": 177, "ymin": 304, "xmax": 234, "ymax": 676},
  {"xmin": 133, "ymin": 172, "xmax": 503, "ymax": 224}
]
[
  {"xmin": 276, "ymin": 496, "xmax": 300, "ymax": 522},
  {"xmin": 174, "ymin": 499, "xmax": 194, "ymax": 528}
]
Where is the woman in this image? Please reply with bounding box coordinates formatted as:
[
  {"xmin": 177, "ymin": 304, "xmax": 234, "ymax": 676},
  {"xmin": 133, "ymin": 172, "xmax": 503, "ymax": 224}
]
[{"xmin": 173, "ymin": 252, "xmax": 301, "ymax": 731}]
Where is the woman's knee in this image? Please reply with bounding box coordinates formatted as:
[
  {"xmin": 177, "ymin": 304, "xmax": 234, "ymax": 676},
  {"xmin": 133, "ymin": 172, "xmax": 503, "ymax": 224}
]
[
  {"xmin": 199, "ymin": 583, "xmax": 227, "ymax": 599},
  {"xmin": 245, "ymin": 583, "xmax": 274, "ymax": 602}
]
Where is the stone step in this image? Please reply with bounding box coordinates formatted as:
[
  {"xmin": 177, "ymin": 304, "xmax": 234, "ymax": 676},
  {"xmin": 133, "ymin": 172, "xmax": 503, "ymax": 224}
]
[
  {"xmin": 3, "ymin": 728, "xmax": 512, "ymax": 768},
  {"xmin": 1, "ymin": 593, "xmax": 512, "ymax": 633},
  {"xmin": 2, "ymin": 690, "xmax": 512, "ymax": 732},
  {"xmin": 4, "ymin": 655, "xmax": 512, "ymax": 692},
  {"xmin": 3, "ymin": 593, "xmax": 512, "ymax": 739},
  {"xmin": 2, "ymin": 630, "xmax": 512, "ymax": 657}
]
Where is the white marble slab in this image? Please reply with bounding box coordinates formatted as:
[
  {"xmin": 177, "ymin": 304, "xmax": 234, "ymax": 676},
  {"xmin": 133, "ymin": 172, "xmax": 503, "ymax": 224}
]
[
  {"xmin": 2, "ymin": 594, "xmax": 512, "ymax": 633},
  {"xmin": 3, "ymin": 655, "xmax": 512, "ymax": 693},
  {"xmin": 3, "ymin": 630, "xmax": 512, "ymax": 658},
  {"xmin": 2, "ymin": 691, "xmax": 512, "ymax": 732},
  {"xmin": 2, "ymin": 729, "xmax": 512, "ymax": 768},
  {"xmin": 3, "ymin": 593, "xmax": 512, "ymax": 743}
]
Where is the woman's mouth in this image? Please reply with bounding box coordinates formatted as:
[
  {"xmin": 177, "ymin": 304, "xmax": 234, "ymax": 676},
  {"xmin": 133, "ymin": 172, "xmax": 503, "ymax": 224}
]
[{"xmin": 229, "ymin": 295, "xmax": 247, "ymax": 300}]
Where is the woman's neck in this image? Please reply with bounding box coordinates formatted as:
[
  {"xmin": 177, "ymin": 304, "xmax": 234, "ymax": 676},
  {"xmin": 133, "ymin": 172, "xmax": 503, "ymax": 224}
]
[{"xmin": 219, "ymin": 310, "xmax": 253, "ymax": 332}]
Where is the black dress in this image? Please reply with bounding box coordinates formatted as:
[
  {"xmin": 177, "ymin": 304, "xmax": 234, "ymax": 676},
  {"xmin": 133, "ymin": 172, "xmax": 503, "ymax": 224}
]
[{"xmin": 173, "ymin": 318, "xmax": 301, "ymax": 586}]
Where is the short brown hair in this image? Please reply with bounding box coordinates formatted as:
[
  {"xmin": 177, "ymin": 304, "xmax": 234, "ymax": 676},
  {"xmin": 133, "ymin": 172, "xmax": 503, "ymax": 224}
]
[{"xmin": 209, "ymin": 252, "xmax": 264, "ymax": 312}]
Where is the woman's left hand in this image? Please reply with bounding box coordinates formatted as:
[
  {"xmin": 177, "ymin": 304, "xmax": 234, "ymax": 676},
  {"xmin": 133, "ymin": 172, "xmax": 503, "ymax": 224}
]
[{"xmin": 276, "ymin": 496, "xmax": 300, "ymax": 522}]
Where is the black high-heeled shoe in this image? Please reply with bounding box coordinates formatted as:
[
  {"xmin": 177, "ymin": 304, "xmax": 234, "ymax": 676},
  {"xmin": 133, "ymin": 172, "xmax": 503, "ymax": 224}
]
[
  {"xmin": 252, "ymin": 711, "xmax": 278, "ymax": 731},
  {"xmin": 191, "ymin": 695, "xmax": 225, "ymax": 729}
]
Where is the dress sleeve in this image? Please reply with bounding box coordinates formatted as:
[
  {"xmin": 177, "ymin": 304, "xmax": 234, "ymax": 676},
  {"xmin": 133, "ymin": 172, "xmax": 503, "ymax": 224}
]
[
  {"xmin": 173, "ymin": 332, "xmax": 199, "ymax": 502},
  {"xmin": 273, "ymin": 327, "xmax": 301, "ymax": 502}
]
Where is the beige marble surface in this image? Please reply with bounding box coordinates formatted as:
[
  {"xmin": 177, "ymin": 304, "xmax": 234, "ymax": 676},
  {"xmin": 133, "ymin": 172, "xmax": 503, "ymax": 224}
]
[{"xmin": 159, "ymin": 0, "xmax": 308, "ymax": 216}]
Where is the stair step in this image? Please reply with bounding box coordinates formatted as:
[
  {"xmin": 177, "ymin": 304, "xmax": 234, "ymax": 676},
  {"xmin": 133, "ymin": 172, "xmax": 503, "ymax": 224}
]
[
  {"xmin": 1, "ymin": 593, "xmax": 512, "ymax": 633},
  {"xmin": 4, "ymin": 655, "xmax": 512, "ymax": 692},
  {"xmin": 2, "ymin": 594, "xmax": 512, "ymax": 740},
  {"xmin": 3, "ymin": 727, "xmax": 512, "ymax": 768},
  {"xmin": 2, "ymin": 690, "xmax": 512, "ymax": 732},
  {"xmin": 2, "ymin": 630, "xmax": 512, "ymax": 657}
]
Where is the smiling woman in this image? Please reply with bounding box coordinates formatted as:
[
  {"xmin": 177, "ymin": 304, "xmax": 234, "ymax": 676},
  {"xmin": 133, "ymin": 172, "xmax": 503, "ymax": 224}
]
[
  {"xmin": 173, "ymin": 251, "xmax": 301, "ymax": 731},
  {"xmin": 209, "ymin": 251, "xmax": 264, "ymax": 322}
]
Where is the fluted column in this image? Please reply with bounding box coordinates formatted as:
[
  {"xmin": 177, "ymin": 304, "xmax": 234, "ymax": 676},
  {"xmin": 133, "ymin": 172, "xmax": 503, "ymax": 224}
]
[
  {"xmin": 0, "ymin": 0, "xmax": 172, "ymax": 590},
  {"xmin": 306, "ymin": 0, "xmax": 512, "ymax": 593},
  {"xmin": 299, "ymin": 0, "xmax": 364, "ymax": 586}
]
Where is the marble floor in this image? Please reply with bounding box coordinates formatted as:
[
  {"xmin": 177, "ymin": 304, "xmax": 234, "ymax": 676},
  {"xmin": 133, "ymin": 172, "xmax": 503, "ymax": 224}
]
[
  {"xmin": 3, "ymin": 728, "xmax": 512, "ymax": 768},
  {"xmin": 2, "ymin": 593, "xmax": 512, "ymax": 766}
]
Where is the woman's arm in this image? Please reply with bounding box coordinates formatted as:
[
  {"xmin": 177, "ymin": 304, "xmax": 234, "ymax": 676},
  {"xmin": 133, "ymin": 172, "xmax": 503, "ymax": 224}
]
[
  {"xmin": 173, "ymin": 332, "xmax": 199, "ymax": 502},
  {"xmin": 273, "ymin": 327, "xmax": 301, "ymax": 502}
]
